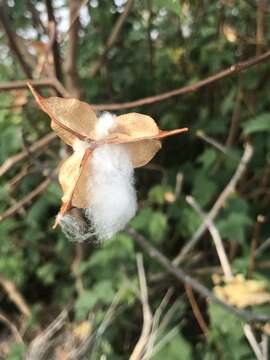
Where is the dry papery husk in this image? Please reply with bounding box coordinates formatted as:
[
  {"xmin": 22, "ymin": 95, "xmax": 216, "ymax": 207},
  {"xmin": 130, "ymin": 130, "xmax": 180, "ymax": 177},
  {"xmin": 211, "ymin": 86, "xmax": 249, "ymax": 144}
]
[
  {"xmin": 213, "ymin": 274, "xmax": 270, "ymax": 309},
  {"xmin": 28, "ymin": 84, "xmax": 188, "ymax": 225}
]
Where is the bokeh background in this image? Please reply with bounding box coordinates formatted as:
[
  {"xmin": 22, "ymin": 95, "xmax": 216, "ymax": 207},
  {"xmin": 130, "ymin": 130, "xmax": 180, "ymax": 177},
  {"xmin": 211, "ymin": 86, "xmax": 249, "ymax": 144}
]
[{"xmin": 0, "ymin": 0, "xmax": 270, "ymax": 359}]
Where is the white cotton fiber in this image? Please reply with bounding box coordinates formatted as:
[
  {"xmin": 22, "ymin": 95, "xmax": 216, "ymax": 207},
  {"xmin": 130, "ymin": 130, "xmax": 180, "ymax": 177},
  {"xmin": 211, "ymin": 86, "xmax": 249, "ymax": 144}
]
[
  {"xmin": 85, "ymin": 143, "xmax": 137, "ymax": 240},
  {"xmin": 95, "ymin": 112, "xmax": 117, "ymax": 139},
  {"xmin": 81, "ymin": 112, "xmax": 138, "ymax": 240}
]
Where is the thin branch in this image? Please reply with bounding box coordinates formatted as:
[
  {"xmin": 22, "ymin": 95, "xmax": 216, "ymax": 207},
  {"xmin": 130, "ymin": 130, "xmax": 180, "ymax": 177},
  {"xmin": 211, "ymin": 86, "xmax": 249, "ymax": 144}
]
[
  {"xmin": 60, "ymin": 0, "xmax": 89, "ymax": 42},
  {"xmin": 26, "ymin": 0, "xmax": 46, "ymax": 33},
  {"xmin": 0, "ymin": 132, "xmax": 56, "ymax": 177},
  {"xmin": 0, "ymin": 177, "xmax": 51, "ymax": 221},
  {"xmin": 0, "ymin": 313, "xmax": 24, "ymax": 344},
  {"xmin": 186, "ymin": 195, "xmax": 233, "ymax": 280},
  {"xmin": 0, "ymin": 78, "xmax": 70, "ymax": 97},
  {"xmin": 196, "ymin": 130, "xmax": 238, "ymax": 160},
  {"xmin": 0, "ymin": 1, "xmax": 32, "ymax": 77},
  {"xmin": 1, "ymin": 49, "xmax": 270, "ymax": 109},
  {"xmin": 26, "ymin": 308, "xmax": 69, "ymax": 360},
  {"xmin": 255, "ymin": 236, "xmax": 270, "ymax": 256},
  {"xmin": 128, "ymin": 228, "xmax": 270, "ymax": 323},
  {"xmin": 243, "ymin": 324, "xmax": 264, "ymax": 360},
  {"xmin": 0, "ymin": 276, "xmax": 31, "ymax": 317},
  {"xmin": 90, "ymin": 0, "xmax": 134, "ymax": 77},
  {"xmin": 45, "ymin": 0, "xmax": 62, "ymax": 81},
  {"xmin": 91, "ymin": 48, "xmax": 270, "ymax": 110},
  {"xmin": 130, "ymin": 254, "xmax": 153, "ymax": 360},
  {"xmin": 174, "ymin": 143, "xmax": 253, "ymax": 266},
  {"xmin": 185, "ymin": 283, "xmax": 208, "ymax": 336},
  {"xmin": 65, "ymin": 0, "xmax": 82, "ymax": 98}
]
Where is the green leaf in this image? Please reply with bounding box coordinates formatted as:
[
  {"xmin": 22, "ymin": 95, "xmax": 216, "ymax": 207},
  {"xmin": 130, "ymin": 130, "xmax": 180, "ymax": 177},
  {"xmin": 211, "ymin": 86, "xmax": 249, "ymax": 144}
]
[
  {"xmin": 243, "ymin": 113, "xmax": 270, "ymax": 135},
  {"xmin": 152, "ymin": 332, "xmax": 192, "ymax": 360},
  {"xmin": 217, "ymin": 212, "xmax": 252, "ymax": 244},
  {"xmin": 37, "ymin": 263, "xmax": 58, "ymax": 285},
  {"xmin": 75, "ymin": 290, "xmax": 97, "ymax": 320},
  {"xmin": 148, "ymin": 185, "xmax": 172, "ymax": 205},
  {"xmin": 154, "ymin": 0, "xmax": 181, "ymax": 15},
  {"xmin": 149, "ymin": 212, "xmax": 168, "ymax": 243}
]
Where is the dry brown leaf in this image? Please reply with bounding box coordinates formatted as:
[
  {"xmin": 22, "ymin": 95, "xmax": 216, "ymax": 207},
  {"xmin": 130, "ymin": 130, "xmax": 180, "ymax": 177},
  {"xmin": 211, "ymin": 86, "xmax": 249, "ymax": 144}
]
[
  {"xmin": 214, "ymin": 274, "xmax": 270, "ymax": 309},
  {"xmin": 73, "ymin": 321, "xmax": 92, "ymax": 341},
  {"xmin": 28, "ymin": 84, "xmax": 188, "ymax": 226}
]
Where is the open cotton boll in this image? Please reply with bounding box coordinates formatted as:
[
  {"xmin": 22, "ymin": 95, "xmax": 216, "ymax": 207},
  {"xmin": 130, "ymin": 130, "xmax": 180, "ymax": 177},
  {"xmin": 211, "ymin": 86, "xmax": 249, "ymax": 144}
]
[{"xmin": 85, "ymin": 143, "xmax": 137, "ymax": 240}]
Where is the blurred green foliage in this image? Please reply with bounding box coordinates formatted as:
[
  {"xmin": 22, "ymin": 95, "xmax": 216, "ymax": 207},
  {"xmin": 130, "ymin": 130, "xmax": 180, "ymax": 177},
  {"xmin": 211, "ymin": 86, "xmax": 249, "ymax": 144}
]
[{"xmin": 1, "ymin": 0, "xmax": 270, "ymax": 358}]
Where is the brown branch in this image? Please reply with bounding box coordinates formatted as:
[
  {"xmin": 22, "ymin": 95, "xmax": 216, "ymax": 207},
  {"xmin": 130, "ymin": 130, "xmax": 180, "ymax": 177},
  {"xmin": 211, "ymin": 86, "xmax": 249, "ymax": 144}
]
[
  {"xmin": 1, "ymin": 49, "xmax": 270, "ymax": 109},
  {"xmin": 0, "ymin": 313, "xmax": 23, "ymax": 344},
  {"xmin": 0, "ymin": 276, "xmax": 31, "ymax": 317},
  {"xmin": 0, "ymin": 178, "xmax": 51, "ymax": 221},
  {"xmin": 184, "ymin": 283, "xmax": 208, "ymax": 336},
  {"xmin": 26, "ymin": 308, "xmax": 69, "ymax": 360},
  {"xmin": 128, "ymin": 228, "xmax": 270, "ymax": 324},
  {"xmin": 90, "ymin": 0, "xmax": 134, "ymax": 77},
  {"xmin": 0, "ymin": 1, "xmax": 32, "ymax": 77},
  {"xmin": 0, "ymin": 78, "xmax": 70, "ymax": 97},
  {"xmin": 0, "ymin": 132, "xmax": 56, "ymax": 177},
  {"xmin": 65, "ymin": 0, "xmax": 82, "ymax": 98},
  {"xmin": 26, "ymin": 0, "xmax": 46, "ymax": 34},
  {"xmin": 45, "ymin": 0, "xmax": 62, "ymax": 81}
]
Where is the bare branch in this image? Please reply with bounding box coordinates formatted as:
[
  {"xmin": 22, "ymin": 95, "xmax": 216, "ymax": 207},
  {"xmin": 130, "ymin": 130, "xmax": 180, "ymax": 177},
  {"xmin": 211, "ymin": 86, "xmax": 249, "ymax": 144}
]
[
  {"xmin": 0, "ymin": 313, "xmax": 24, "ymax": 344},
  {"xmin": 45, "ymin": 0, "xmax": 62, "ymax": 80},
  {"xmin": 0, "ymin": 276, "xmax": 31, "ymax": 317},
  {"xmin": 0, "ymin": 1, "xmax": 32, "ymax": 77},
  {"xmin": 186, "ymin": 195, "xmax": 233, "ymax": 280},
  {"xmin": 90, "ymin": 0, "xmax": 134, "ymax": 77},
  {"xmin": 65, "ymin": 0, "xmax": 82, "ymax": 98},
  {"xmin": 130, "ymin": 254, "xmax": 153, "ymax": 360},
  {"xmin": 26, "ymin": 308, "xmax": 68, "ymax": 360},
  {"xmin": 128, "ymin": 228, "xmax": 270, "ymax": 324},
  {"xmin": 0, "ymin": 132, "xmax": 56, "ymax": 177},
  {"xmin": 185, "ymin": 283, "xmax": 208, "ymax": 336},
  {"xmin": 0, "ymin": 178, "xmax": 51, "ymax": 221},
  {"xmin": 244, "ymin": 324, "xmax": 264, "ymax": 360},
  {"xmin": 92, "ymin": 49, "xmax": 270, "ymax": 110},
  {"xmin": 174, "ymin": 143, "xmax": 253, "ymax": 266},
  {"xmin": 0, "ymin": 78, "xmax": 70, "ymax": 97},
  {"xmin": 1, "ymin": 49, "xmax": 270, "ymax": 109}
]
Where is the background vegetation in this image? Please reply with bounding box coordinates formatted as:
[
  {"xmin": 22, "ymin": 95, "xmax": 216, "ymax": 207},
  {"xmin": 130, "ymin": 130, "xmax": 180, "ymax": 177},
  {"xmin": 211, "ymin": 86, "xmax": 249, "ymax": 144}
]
[{"xmin": 0, "ymin": 0, "xmax": 270, "ymax": 358}]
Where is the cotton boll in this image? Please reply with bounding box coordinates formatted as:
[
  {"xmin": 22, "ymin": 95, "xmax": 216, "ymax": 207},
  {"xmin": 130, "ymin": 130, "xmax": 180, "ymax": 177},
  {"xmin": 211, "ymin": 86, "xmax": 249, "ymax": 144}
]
[
  {"xmin": 60, "ymin": 213, "xmax": 94, "ymax": 242},
  {"xmin": 85, "ymin": 144, "xmax": 137, "ymax": 240},
  {"xmin": 95, "ymin": 112, "xmax": 117, "ymax": 139}
]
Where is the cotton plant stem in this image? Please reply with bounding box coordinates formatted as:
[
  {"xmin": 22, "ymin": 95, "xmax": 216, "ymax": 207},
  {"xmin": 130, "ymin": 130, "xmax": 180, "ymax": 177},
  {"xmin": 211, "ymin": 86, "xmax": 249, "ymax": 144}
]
[
  {"xmin": 0, "ymin": 178, "xmax": 51, "ymax": 221},
  {"xmin": 185, "ymin": 195, "xmax": 233, "ymax": 280},
  {"xmin": 173, "ymin": 143, "xmax": 253, "ymax": 266},
  {"xmin": 0, "ymin": 132, "xmax": 57, "ymax": 177},
  {"xmin": 244, "ymin": 324, "xmax": 265, "ymax": 360},
  {"xmin": 128, "ymin": 228, "xmax": 270, "ymax": 324},
  {"xmin": 2, "ymin": 49, "xmax": 270, "ymax": 108},
  {"xmin": 0, "ymin": 276, "xmax": 31, "ymax": 317},
  {"xmin": 185, "ymin": 197, "xmax": 266, "ymax": 358},
  {"xmin": 130, "ymin": 254, "xmax": 153, "ymax": 360}
]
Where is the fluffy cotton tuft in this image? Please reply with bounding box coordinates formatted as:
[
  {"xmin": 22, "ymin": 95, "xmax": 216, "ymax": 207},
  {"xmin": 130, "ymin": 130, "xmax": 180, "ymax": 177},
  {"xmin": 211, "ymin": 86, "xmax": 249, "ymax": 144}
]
[
  {"xmin": 84, "ymin": 112, "xmax": 137, "ymax": 240},
  {"xmin": 95, "ymin": 112, "xmax": 117, "ymax": 139},
  {"xmin": 85, "ymin": 143, "xmax": 137, "ymax": 240}
]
